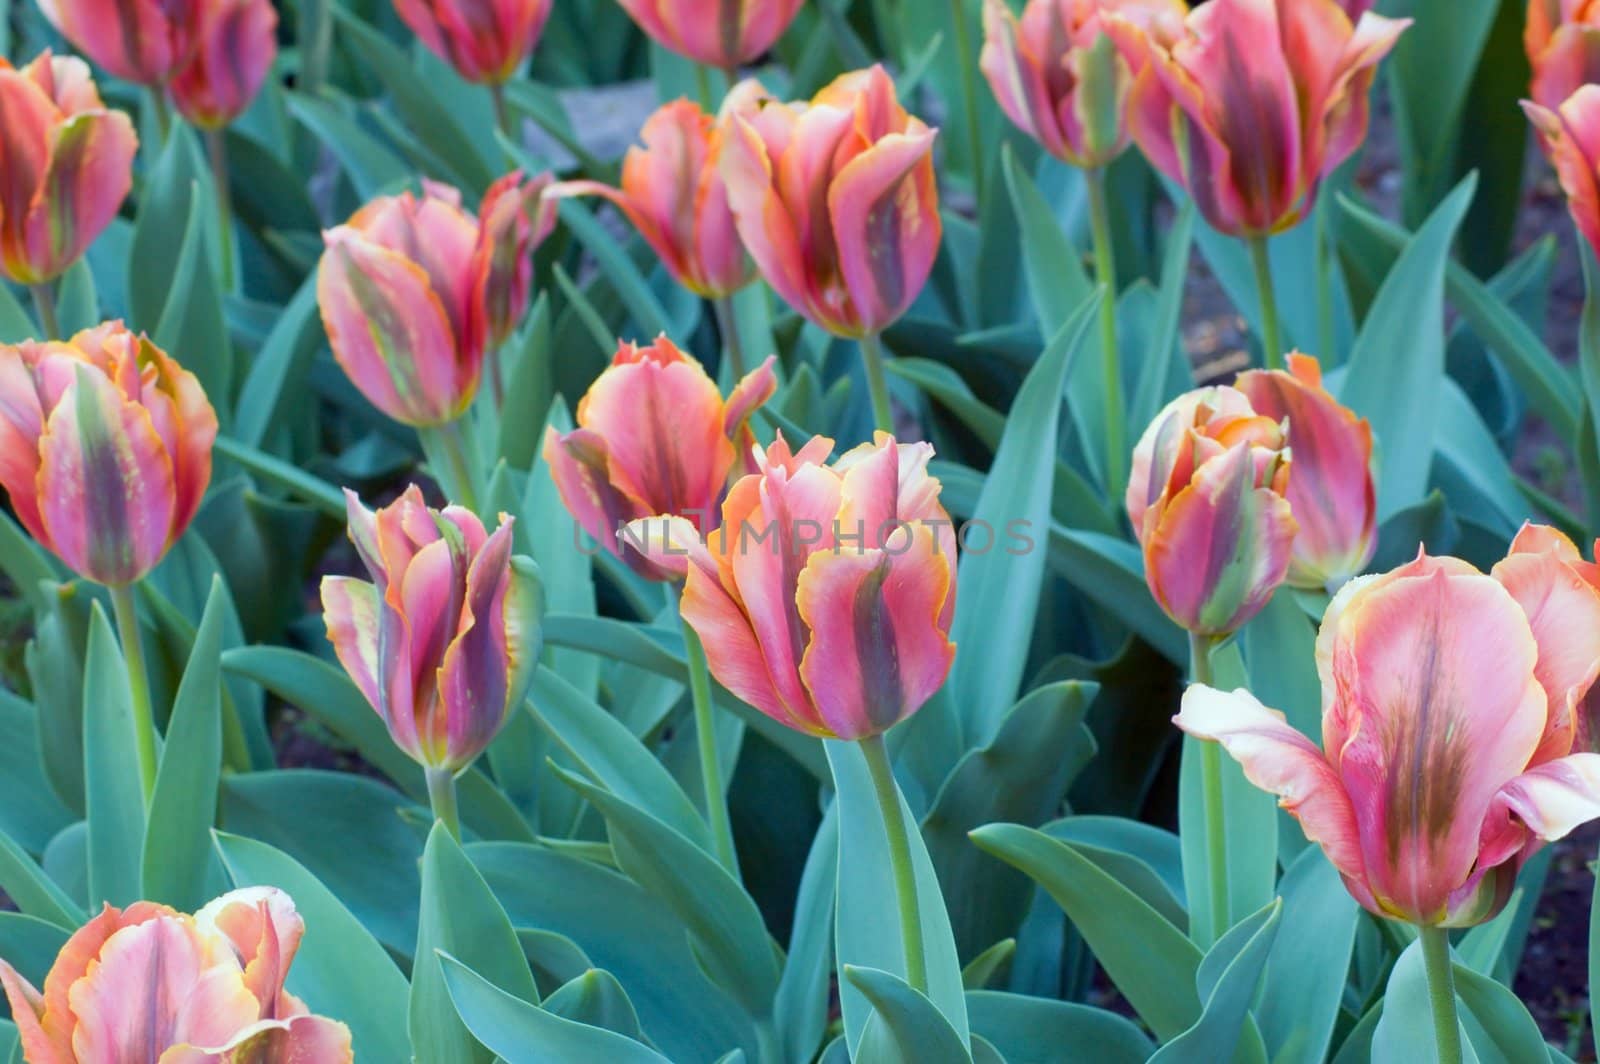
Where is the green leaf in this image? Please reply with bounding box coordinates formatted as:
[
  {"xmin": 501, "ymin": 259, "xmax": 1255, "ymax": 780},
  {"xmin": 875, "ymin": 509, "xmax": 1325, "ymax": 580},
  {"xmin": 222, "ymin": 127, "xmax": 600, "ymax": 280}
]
[
  {"xmin": 0, "ymin": 827, "xmax": 82, "ymax": 928},
  {"xmin": 286, "ymin": 92, "xmax": 411, "ymax": 199},
  {"xmin": 1371, "ymin": 939, "xmax": 1480, "ymax": 1063},
  {"xmin": 83, "ymin": 605, "xmax": 146, "ymax": 908},
  {"xmin": 845, "ymin": 966, "xmax": 973, "ymax": 1064},
  {"xmin": 960, "ymin": 940, "xmax": 1015, "ymax": 991},
  {"xmin": 1150, "ymin": 900, "xmax": 1280, "ymax": 1064},
  {"xmin": 1045, "ymin": 526, "xmax": 1187, "ymax": 663},
  {"xmin": 499, "ymin": 299, "xmax": 557, "ymax": 471},
  {"xmin": 0, "ymin": 690, "xmax": 75, "ymax": 853},
  {"xmin": 231, "ymin": 276, "xmax": 323, "ymax": 449},
  {"xmin": 127, "ymin": 127, "xmax": 212, "ymax": 335},
  {"xmin": 775, "ymin": 807, "xmax": 837, "ymax": 1064},
  {"xmin": 555, "ymin": 201, "xmax": 671, "ymax": 337},
  {"xmin": 1578, "ymin": 245, "xmax": 1600, "ymax": 529},
  {"xmin": 1455, "ymin": 957, "xmax": 1550, "ymax": 1064},
  {"xmin": 1256, "ymin": 847, "xmax": 1359, "ymax": 1064},
  {"xmin": 542, "ymin": 969, "xmax": 644, "ymax": 1040},
  {"xmin": 1043, "ymin": 817, "xmax": 1187, "ymax": 931},
  {"xmin": 1132, "ymin": 202, "xmax": 1196, "ymax": 431},
  {"xmin": 55, "ymin": 258, "xmax": 97, "ymax": 336},
  {"xmin": 0, "ymin": 282, "xmax": 33, "ymax": 342},
  {"xmin": 412, "ymin": 823, "xmax": 542, "ymax": 1064},
  {"xmin": 0, "ymin": 511, "xmax": 56, "ymax": 615},
  {"xmin": 150, "ymin": 188, "xmax": 231, "ymax": 414},
  {"xmin": 966, "ymin": 990, "xmax": 1154, "ymax": 1063},
  {"xmin": 0, "ymin": 913, "xmax": 70, "ymax": 995}
]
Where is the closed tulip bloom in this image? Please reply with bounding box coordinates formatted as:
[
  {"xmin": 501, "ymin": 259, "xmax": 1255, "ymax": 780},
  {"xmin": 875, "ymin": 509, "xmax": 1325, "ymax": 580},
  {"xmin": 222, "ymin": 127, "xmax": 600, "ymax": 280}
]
[
  {"xmin": 615, "ymin": 0, "xmax": 805, "ymax": 69},
  {"xmin": 1106, "ymin": 0, "xmax": 1408, "ymax": 236},
  {"xmin": 0, "ymin": 323, "xmax": 217, "ymax": 587},
  {"xmin": 1235, "ymin": 353, "xmax": 1374, "ymax": 591},
  {"xmin": 980, "ymin": 0, "xmax": 1184, "ymax": 169},
  {"xmin": 391, "ymin": 0, "xmax": 553, "ymax": 84},
  {"xmin": 37, "ymin": 0, "xmax": 195, "ymax": 84},
  {"xmin": 0, "ymin": 890, "xmax": 352, "ymax": 1062},
  {"xmin": 321, "ymin": 486, "xmax": 543, "ymax": 775},
  {"xmin": 1527, "ymin": 0, "xmax": 1600, "ymax": 110},
  {"xmin": 720, "ymin": 66, "xmax": 942, "ymax": 337},
  {"xmin": 0, "ymin": 52, "xmax": 137, "ymax": 286},
  {"xmin": 554, "ymin": 99, "xmax": 754, "ymax": 299},
  {"xmin": 544, "ymin": 335, "xmax": 777, "ymax": 579},
  {"xmin": 1500, "ymin": 523, "xmax": 1600, "ymax": 753},
  {"xmin": 473, "ymin": 170, "xmax": 558, "ymax": 351},
  {"xmin": 1177, "ymin": 550, "xmax": 1600, "ymax": 926},
  {"xmin": 1524, "ymin": 85, "xmax": 1600, "ymax": 256},
  {"xmin": 1126, "ymin": 386, "xmax": 1296, "ymax": 636},
  {"xmin": 168, "ymin": 0, "xmax": 278, "ymax": 129},
  {"xmin": 629, "ymin": 432, "xmax": 957, "ymax": 740}
]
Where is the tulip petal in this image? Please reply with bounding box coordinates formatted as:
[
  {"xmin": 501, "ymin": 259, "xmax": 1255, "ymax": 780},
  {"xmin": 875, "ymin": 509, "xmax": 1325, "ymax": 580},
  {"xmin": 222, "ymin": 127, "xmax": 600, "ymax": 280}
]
[
  {"xmin": 0, "ymin": 961, "xmax": 66, "ymax": 1064},
  {"xmin": 1526, "ymin": 87, "xmax": 1600, "ymax": 254},
  {"xmin": 168, "ymin": 0, "xmax": 279, "ymax": 128},
  {"xmin": 542, "ymin": 427, "xmax": 653, "ymax": 573},
  {"xmin": 436, "ymin": 519, "xmax": 518, "ymax": 769},
  {"xmin": 0, "ymin": 345, "xmax": 49, "ymax": 540},
  {"xmin": 320, "ymin": 576, "xmax": 383, "ymax": 712},
  {"xmin": 1492, "ymin": 549, "xmax": 1600, "ymax": 762},
  {"xmin": 1488, "ymin": 753, "xmax": 1600, "ymax": 844}
]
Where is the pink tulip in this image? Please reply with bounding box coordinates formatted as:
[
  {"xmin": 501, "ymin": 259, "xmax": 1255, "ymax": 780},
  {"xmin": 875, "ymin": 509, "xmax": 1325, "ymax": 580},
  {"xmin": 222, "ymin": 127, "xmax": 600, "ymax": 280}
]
[
  {"xmin": 629, "ymin": 432, "xmax": 957, "ymax": 740},
  {"xmin": 1500, "ymin": 523, "xmax": 1600, "ymax": 754},
  {"xmin": 615, "ymin": 0, "xmax": 805, "ymax": 69},
  {"xmin": 36, "ymin": 0, "xmax": 196, "ymax": 84},
  {"xmin": 473, "ymin": 170, "xmax": 558, "ymax": 351},
  {"xmin": 1524, "ymin": 85, "xmax": 1600, "ymax": 257},
  {"xmin": 0, "ymin": 891, "xmax": 351, "ymax": 1063},
  {"xmin": 321, "ymin": 485, "xmax": 542, "ymax": 774},
  {"xmin": 553, "ymin": 98, "xmax": 754, "ymax": 299},
  {"xmin": 168, "ymin": 0, "xmax": 278, "ymax": 129},
  {"xmin": 1527, "ymin": 0, "xmax": 1600, "ymax": 110},
  {"xmin": 0, "ymin": 323, "xmax": 217, "ymax": 587},
  {"xmin": 390, "ymin": 0, "xmax": 553, "ymax": 84},
  {"xmin": 1125, "ymin": 386, "xmax": 1296, "ymax": 636},
  {"xmin": 1177, "ymin": 550, "xmax": 1600, "ymax": 927},
  {"xmin": 1235, "ymin": 353, "xmax": 1374, "ymax": 591},
  {"xmin": 1106, "ymin": 0, "xmax": 1408, "ymax": 236},
  {"xmin": 0, "ymin": 52, "xmax": 137, "ymax": 286},
  {"xmin": 719, "ymin": 66, "xmax": 942, "ymax": 338},
  {"xmin": 543, "ymin": 335, "xmax": 776, "ymax": 580},
  {"xmin": 980, "ymin": 0, "xmax": 1185, "ymax": 169}
]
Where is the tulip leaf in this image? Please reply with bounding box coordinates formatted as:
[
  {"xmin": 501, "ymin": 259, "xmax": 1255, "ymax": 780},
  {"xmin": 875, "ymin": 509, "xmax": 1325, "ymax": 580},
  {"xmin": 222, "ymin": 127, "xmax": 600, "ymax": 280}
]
[
  {"xmin": 152, "ymin": 187, "xmax": 232, "ymax": 421},
  {"xmin": 0, "ymin": 511, "xmax": 56, "ymax": 616},
  {"xmin": 286, "ymin": 92, "xmax": 412, "ymax": 200},
  {"xmin": 556, "ymin": 200, "xmax": 672, "ymax": 338},
  {"xmin": 1453, "ymin": 956, "xmax": 1550, "ymax": 1064},
  {"xmin": 960, "ymin": 940, "xmax": 1015, "ymax": 991},
  {"xmin": 0, "ymin": 282, "xmax": 32, "ymax": 343},
  {"xmin": 0, "ymin": 1019, "xmax": 14, "ymax": 1061},
  {"xmin": 0, "ymin": 827, "xmax": 81, "ymax": 929},
  {"xmin": 1433, "ymin": 377, "xmax": 1524, "ymax": 535},
  {"xmin": 499, "ymin": 298, "xmax": 557, "ymax": 471},
  {"xmin": 845, "ymin": 966, "xmax": 973, "ymax": 1064},
  {"xmin": 1576, "ymin": 247, "xmax": 1600, "ymax": 528},
  {"xmin": 967, "ymin": 990, "xmax": 1154, "ymax": 1063},
  {"xmin": 1131, "ymin": 201, "xmax": 1197, "ymax": 433},
  {"xmin": 214, "ymin": 832, "xmax": 412, "ymax": 1062},
  {"xmin": 231, "ymin": 276, "xmax": 323, "ymax": 450},
  {"xmin": 1042, "ymin": 818, "xmax": 1188, "ymax": 932},
  {"xmin": 83, "ymin": 605, "xmax": 147, "ymax": 909},
  {"xmin": 1592, "ymin": 865, "xmax": 1600, "ymax": 1053},
  {"xmin": 0, "ymin": 913, "xmax": 70, "ymax": 1005},
  {"xmin": 1149, "ymin": 900, "xmax": 1280, "ymax": 1064},
  {"xmin": 775, "ymin": 805, "xmax": 837, "ymax": 1064},
  {"xmin": 55, "ymin": 258, "xmax": 97, "ymax": 337},
  {"xmin": 1046, "ymin": 525, "xmax": 1187, "ymax": 663},
  {"xmin": 128, "ymin": 127, "xmax": 215, "ymax": 336},
  {"xmin": 0, "ymin": 690, "xmax": 74, "ymax": 856},
  {"xmin": 1255, "ymin": 847, "xmax": 1360, "ymax": 1064},
  {"xmin": 1371, "ymin": 940, "xmax": 1480, "ymax": 1064},
  {"xmin": 543, "ymin": 969, "xmax": 644, "ymax": 1040}
]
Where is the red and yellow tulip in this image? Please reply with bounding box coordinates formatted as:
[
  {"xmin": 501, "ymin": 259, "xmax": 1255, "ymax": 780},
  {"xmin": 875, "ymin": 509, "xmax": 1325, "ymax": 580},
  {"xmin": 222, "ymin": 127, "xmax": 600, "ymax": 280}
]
[
  {"xmin": 615, "ymin": 0, "xmax": 805, "ymax": 70},
  {"xmin": 1524, "ymin": 84, "xmax": 1600, "ymax": 256},
  {"xmin": 167, "ymin": 0, "xmax": 278, "ymax": 129},
  {"xmin": 1527, "ymin": 0, "xmax": 1600, "ymax": 111},
  {"xmin": 390, "ymin": 0, "xmax": 553, "ymax": 84}
]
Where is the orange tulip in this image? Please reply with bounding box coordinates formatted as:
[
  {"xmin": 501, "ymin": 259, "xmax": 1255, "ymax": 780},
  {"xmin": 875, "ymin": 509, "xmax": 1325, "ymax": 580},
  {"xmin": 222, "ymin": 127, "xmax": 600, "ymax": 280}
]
[
  {"xmin": 1527, "ymin": 0, "xmax": 1600, "ymax": 110},
  {"xmin": 1525, "ymin": 84, "xmax": 1600, "ymax": 256},
  {"xmin": 615, "ymin": 0, "xmax": 804, "ymax": 69}
]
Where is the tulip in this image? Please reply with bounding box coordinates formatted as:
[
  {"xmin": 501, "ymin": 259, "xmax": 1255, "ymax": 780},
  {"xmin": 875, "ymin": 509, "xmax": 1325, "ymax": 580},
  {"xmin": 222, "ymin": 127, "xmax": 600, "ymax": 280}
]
[
  {"xmin": 1527, "ymin": 0, "xmax": 1600, "ymax": 110},
  {"xmin": 543, "ymin": 335, "xmax": 777, "ymax": 580},
  {"xmin": 629, "ymin": 431, "xmax": 957, "ymax": 740},
  {"xmin": 36, "ymin": 0, "xmax": 195, "ymax": 85},
  {"xmin": 1105, "ymin": 0, "xmax": 1408, "ymax": 237},
  {"xmin": 0, "ymin": 52, "xmax": 137, "ymax": 288},
  {"xmin": 167, "ymin": 0, "xmax": 278, "ymax": 129},
  {"xmin": 0, "ymin": 890, "xmax": 352, "ymax": 1063},
  {"xmin": 0, "ymin": 323, "xmax": 217, "ymax": 587},
  {"xmin": 1524, "ymin": 85, "xmax": 1600, "ymax": 257},
  {"xmin": 473, "ymin": 170, "xmax": 557, "ymax": 354},
  {"xmin": 1499, "ymin": 523, "xmax": 1600, "ymax": 754},
  {"xmin": 321, "ymin": 486, "xmax": 543, "ymax": 806},
  {"xmin": 615, "ymin": 0, "xmax": 805, "ymax": 71},
  {"xmin": 1235, "ymin": 353, "xmax": 1374, "ymax": 591},
  {"xmin": 390, "ymin": 0, "xmax": 553, "ymax": 85},
  {"xmin": 1125, "ymin": 385, "xmax": 1296, "ymax": 637}
]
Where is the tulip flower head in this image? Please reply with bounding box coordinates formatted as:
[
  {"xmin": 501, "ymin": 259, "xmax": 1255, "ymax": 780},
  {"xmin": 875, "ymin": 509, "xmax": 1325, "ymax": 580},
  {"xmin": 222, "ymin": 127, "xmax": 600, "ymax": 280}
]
[
  {"xmin": 615, "ymin": 0, "xmax": 805, "ymax": 69},
  {"xmin": 0, "ymin": 889, "xmax": 352, "ymax": 1062},
  {"xmin": 168, "ymin": 0, "xmax": 279, "ymax": 129},
  {"xmin": 544, "ymin": 335, "xmax": 777, "ymax": 580},
  {"xmin": 1524, "ymin": 84, "xmax": 1600, "ymax": 257},
  {"xmin": 1126, "ymin": 385, "xmax": 1296, "ymax": 636},
  {"xmin": 391, "ymin": 0, "xmax": 553, "ymax": 84},
  {"xmin": 719, "ymin": 66, "xmax": 942, "ymax": 338},
  {"xmin": 0, "ymin": 323, "xmax": 217, "ymax": 587},
  {"xmin": 1527, "ymin": 0, "xmax": 1600, "ymax": 110},
  {"xmin": 1235, "ymin": 353, "xmax": 1374, "ymax": 591},
  {"xmin": 0, "ymin": 52, "xmax": 137, "ymax": 286},
  {"xmin": 1500, "ymin": 523, "xmax": 1600, "ymax": 753},
  {"xmin": 1106, "ymin": 0, "xmax": 1408, "ymax": 236},
  {"xmin": 980, "ymin": 0, "xmax": 1185, "ymax": 170},
  {"xmin": 1177, "ymin": 550, "xmax": 1600, "ymax": 927},
  {"xmin": 321, "ymin": 486, "xmax": 543, "ymax": 775},
  {"xmin": 36, "ymin": 0, "xmax": 197, "ymax": 84},
  {"xmin": 630, "ymin": 432, "xmax": 957, "ymax": 740},
  {"xmin": 553, "ymin": 98, "xmax": 755, "ymax": 299}
]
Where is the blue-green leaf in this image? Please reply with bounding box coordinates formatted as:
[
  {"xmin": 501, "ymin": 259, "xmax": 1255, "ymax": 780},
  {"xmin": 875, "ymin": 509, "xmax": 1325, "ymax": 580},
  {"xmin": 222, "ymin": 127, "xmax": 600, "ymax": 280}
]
[{"xmin": 83, "ymin": 606, "xmax": 146, "ymax": 908}]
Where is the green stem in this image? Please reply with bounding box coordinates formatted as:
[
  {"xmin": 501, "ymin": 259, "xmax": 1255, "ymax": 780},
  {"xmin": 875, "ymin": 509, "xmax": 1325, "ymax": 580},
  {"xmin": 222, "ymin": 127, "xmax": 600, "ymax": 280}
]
[
  {"xmin": 205, "ymin": 129, "xmax": 236, "ymax": 292},
  {"xmin": 694, "ymin": 64, "xmax": 715, "ymax": 111},
  {"xmin": 859, "ymin": 732, "xmax": 928, "ymax": 994},
  {"xmin": 29, "ymin": 282, "xmax": 59, "ymax": 340},
  {"xmin": 1190, "ymin": 630, "xmax": 1229, "ymax": 942},
  {"xmin": 949, "ymin": 0, "xmax": 984, "ymax": 205},
  {"xmin": 148, "ymin": 88, "xmax": 172, "ymax": 143},
  {"xmin": 488, "ymin": 345, "xmax": 507, "ymax": 411},
  {"xmin": 110, "ymin": 584, "xmax": 159, "ymax": 806},
  {"xmin": 489, "ymin": 82, "xmax": 513, "ymax": 142},
  {"xmin": 1419, "ymin": 925, "xmax": 1463, "ymax": 1064},
  {"xmin": 712, "ymin": 295, "xmax": 748, "ymax": 379},
  {"xmin": 426, "ymin": 420, "xmax": 481, "ymax": 514},
  {"xmin": 300, "ymin": 0, "xmax": 333, "ymax": 98},
  {"xmin": 425, "ymin": 766, "xmax": 462, "ymax": 841},
  {"xmin": 859, "ymin": 332, "xmax": 894, "ymax": 434},
  {"xmin": 671, "ymin": 584, "xmax": 739, "ymax": 876},
  {"xmin": 1085, "ymin": 167, "xmax": 1127, "ymax": 498},
  {"xmin": 1248, "ymin": 236, "xmax": 1285, "ymax": 371}
]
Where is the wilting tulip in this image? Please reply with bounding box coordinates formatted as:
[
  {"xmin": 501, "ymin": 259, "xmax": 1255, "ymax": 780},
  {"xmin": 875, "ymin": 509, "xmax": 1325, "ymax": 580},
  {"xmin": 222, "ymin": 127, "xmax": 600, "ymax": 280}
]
[
  {"xmin": 1235, "ymin": 353, "xmax": 1374, "ymax": 591},
  {"xmin": 321, "ymin": 486, "xmax": 543, "ymax": 776},
  {"xmin": 1527, "ymin": 0, "xmax": 1600, "ymax": 110},
  {"xmin": 615, "ymin": 0, "xmax": 805, "ymax": 70},
  {"xmin": 36, "ymin": 0, "xmax": 194, "ymax": 84},
  {"xmin": 1106, "ymin": 0, "xmax": 1408, "ymax": 236},
  {"xmin": 554, "ymin": 99, "xmax": 754, "ymax": 300},
  {"xmin": 0, "ymin": 52, "xmax": 137, "ymax": 286},
  {"xmin": 1177, "ymin": 550, "xmax": 1600, "ymax": 927},
  {"xmin": 0, "ymin": 323, "xmax": 217, "ymax": 587},
  {"xmin": 391, "ymin": 0, "xmax": 553, "ymax": 84},
  {"xmin": 980, "ymin": 0, "xmax": 1184, "ymax": 169},
  {"xmin": 0, "ymin": 890, "xmax": 352, "ymax": 1062},
  {"xmin": 168, "ymin": 0, "xmax": 278, "ymax": 129},
  {"xmin": 1524, "ymin": 85, "xmax": 1600, "ymax": 256},
  {"xmin": 544, "ymin": 335, "xmax": 776, "ymax": 579},
  {"xmin": 629, "ymin": 432, "xmax": 956, "ymax": 740},
  {"xmin": 1126, "ymin": 386, "xmax": 1296, "ymax": 636},
  {"xmin": 720, "ymin": 66, "xmax": 942, "ymax": 338}
]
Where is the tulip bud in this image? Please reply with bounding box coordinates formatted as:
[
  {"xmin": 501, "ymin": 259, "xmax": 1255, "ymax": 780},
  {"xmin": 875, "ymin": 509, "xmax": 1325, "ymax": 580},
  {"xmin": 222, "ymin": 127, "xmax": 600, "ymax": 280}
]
[
  {"xmin": 473, "ymin": 170, "xmax": 558, "ymax": 351},
  {"xmin": 1126, "ymin": 386, "xmax": 1296, "ymax": 636},
  {"xmin": 1106, "ymin": 0, "xmax": 1407, "ymax": 236},
  {"xmin": 168, "ymin": 0, "xmax": 279, "ymax": 129},
  {"xmin": 321, "ymin": 486, "xmax": 543, "ymax": 775},
  {"xmin": 1235, "ymin": 353, "xmax": 1375, "ymax": 591},
  {"xmin": 1527, "ymin": 0, "xmax": 1600, "ymax": 110},
  {"xmin": 0, "ymin": 324, "xmax": 217, "ymax": 587},
  {"xmin": 391, "ymin": 0, "xmax": 553, "ymax": 84},
  {"xmin": 719, "ymin": 66, "xmax": 942, "ymax": 338},
  {"xmin": 36, "ymin": 0, "xmax": 194, "ymax": 85},
  {"xmin": 543, "ymin": 335, "xmax": 776, "ymax": 579},
  {"xmin": 0, "ymin": 52, "xmax": 137, "ymax": 286},
  {"xmin": 629, "ymin": 432, "xmax": 957, "ymax": 740},
  {"xmin": 615, "ymin": 0, "xmax": 805, "ymax": 69},
  {"xmin": 1524, "ymin": 85, "xmax": 1600, "ymax": 257}
]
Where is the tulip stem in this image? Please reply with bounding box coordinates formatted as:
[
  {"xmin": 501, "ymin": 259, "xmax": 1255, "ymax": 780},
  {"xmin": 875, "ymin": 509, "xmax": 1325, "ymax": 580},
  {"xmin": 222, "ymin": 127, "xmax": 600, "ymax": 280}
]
[
  {"xmin": 110, "ymin": 584, "xmax": 159, "ymax": 807},
  {"xmin": 713, "ymin": 296, "xmax": 748, "ymax": 379},
  {"xmin": 301, "ymin": 0, "xmax": 333, "ymax": 98},
  {"xmin": 148, "ymin": 88, "xmax": 172, "ymax": 143},
  {"xmin": 1248, "ymin": 236, "xmax": 1285, "ymax": 371},
  {"xmin": 489, "ymin": 82, "xmax": 513, "ymax": 142},
  {"xmin": 859, "ymin": 332, "xmax": 894, "ymax": 434},
  {"xmin": 205, "ymin": 129, "xmax": 237, "ymax": 292},
  {"xmin": 1419, "ymin": 925, "xmax": 1463, "ymax": 1064},
  {"xmin": 694, "ymin": 64, "xmax": 715, "ymax": 111},
  {"xmin": 424, "ymin": 420, "xmax": 482, "ymax": 515},
  {"xmin": 29, "ymin": 283, "xmax": 59, "ymax": 340},
  {"xmin": 859, "ymin": 732, "xmax": 929, "ymax": 995},
  {"xmin": 1086, "ymin": 166, "xmax": 1127, "ymax": 498},
  {"xmin": 425, "ymin": 767, "xmax": 462, "ymax": 842},
  {"xmin": 671, "ymin": 584, "xmax": 740, "ymax": 877},
  {"xmin": 1189, "ymin": 630, "xmax": 1230, "ymax": 943},
  {"xmin": 950, "ymin": 0, "xmax": 985, "ymax": 206}
]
